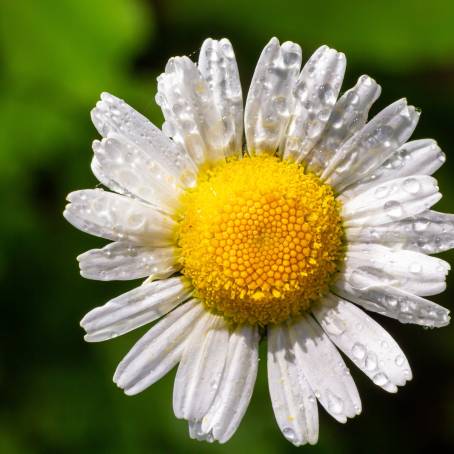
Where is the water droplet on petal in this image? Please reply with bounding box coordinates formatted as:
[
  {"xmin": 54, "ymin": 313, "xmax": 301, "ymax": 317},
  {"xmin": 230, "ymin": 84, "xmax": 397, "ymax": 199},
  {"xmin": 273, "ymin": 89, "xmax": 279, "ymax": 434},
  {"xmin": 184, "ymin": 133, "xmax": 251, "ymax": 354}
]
[
  {"xmin": 327, "ymin": 391, "xmax": 344, "ymax": 415},
  {"xmin": 395, "ymin": 355, "xmax": 405, "ymax": 367},
  {"xmin": 283, "ymin": 427, "xmax": 296, "ymax": 442},
  {"xmin": 384, "ymin": 200, "xmax": 403, "ymax": 219},
  {"xmin": 352, "ymin": 342, "xmax": 367, "ymax": 360},
  {"xmin": 403, "ymin": 178, "xmax": 421, "ymax": 194},
  {"xmin": 373, "ymin": 372, "xmax": 389, "ymax": 387},
  {"xmin": 365, "ymin": 353, "xmax": 378, "ymax": 371}
]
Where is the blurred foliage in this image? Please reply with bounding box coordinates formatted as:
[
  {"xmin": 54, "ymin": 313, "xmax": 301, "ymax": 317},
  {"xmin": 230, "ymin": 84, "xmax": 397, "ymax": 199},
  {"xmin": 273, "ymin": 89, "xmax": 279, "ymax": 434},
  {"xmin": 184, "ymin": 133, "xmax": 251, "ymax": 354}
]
[
  {"xmin": 1, "ymin": 0, "xmax": 454, "ymax": 453},
  {"xmin": 167, "ymin": 0, "xmax": 454, "ymax": 71}
]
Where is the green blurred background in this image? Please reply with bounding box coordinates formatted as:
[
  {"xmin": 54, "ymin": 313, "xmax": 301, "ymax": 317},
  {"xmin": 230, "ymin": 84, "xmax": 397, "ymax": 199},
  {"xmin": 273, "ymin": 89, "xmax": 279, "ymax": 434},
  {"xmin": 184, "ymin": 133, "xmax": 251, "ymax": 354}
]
[{"xmin": 1, "ymin": 0, "xmax": 454, "ymax": 452}]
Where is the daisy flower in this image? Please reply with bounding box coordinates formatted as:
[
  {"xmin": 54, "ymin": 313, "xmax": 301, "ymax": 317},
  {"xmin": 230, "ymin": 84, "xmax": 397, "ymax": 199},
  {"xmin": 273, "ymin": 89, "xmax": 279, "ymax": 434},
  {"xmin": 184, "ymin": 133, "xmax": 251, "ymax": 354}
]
[{"xmin": 64, "ymin": 37, "xmax": 452, "ymax": 445}]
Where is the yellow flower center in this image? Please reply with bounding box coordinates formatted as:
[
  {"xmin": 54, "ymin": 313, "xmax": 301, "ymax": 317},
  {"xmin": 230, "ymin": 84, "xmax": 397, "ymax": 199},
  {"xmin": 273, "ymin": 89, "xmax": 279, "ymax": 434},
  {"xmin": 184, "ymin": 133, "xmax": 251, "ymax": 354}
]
[{"xmin": 178, "ymin": 155, "xmax": 344, "ymax": 325}]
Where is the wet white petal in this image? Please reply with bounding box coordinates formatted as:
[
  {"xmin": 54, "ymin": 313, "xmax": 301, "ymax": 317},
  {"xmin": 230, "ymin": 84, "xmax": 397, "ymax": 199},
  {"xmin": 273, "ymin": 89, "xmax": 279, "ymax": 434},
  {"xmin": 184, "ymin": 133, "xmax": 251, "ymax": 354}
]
[
  {"xmin": 92, "ymin": 137, "xmax": 182, "ymax": 212},
  {"xmin": 91, "ymin": 92, "xmax": 196, "ymax": 187},
  {"xmin": 81, "ymin": 276, "xmax": 192, "ymax": 342},
  {"xmin": 245, "ymin": 37, "xmax": 302, "ymax": 154},
  {"xmin": 341, "ymin": 175, "xmax": 441, "ymax": 227},
  {"xmin": 306, "ymin": 75, "xmax": 381, "ymax": 175},
  {"xmin": 334, "ymin": 270, "xmax": 450, "ymax": 327},
  {"xmin": 347, "ymin": 210, "xmax": 454, "ymax": 254},
  {"xmin": 77, "ymin": 242, "xmax": 179, "ymax": 281},
  {"xmin": 173, "ymin": 313, "xmax": 230, "ymax": 421},
  {"xmin": 157, "ymin": 56, "xmax": 226, "ymax": 167},
  {"xmin": 63, "ymin": 189, "xmax": 176, "ymax": 245},
  {"xmin": 198, "ymin": 38, "xmax": 243, "ymax": 157},
  {"xmin": 323, "ymin": 99, "xmax": 420, "ymax": 192},
  {"xmin": 343, "ymin": 139, "xmax": 445, "ymax": 198},
  {"xmin": 281, "ymin": 45, "xmax": 346, "ymax": 163},
  {"xmin": 268, "ymin": 324, "xmax": 319, "ymax": 446},
  {"xmin": 114, "ymin": 300, "xmax": 205, "ymax": 395},
  {"xmin": 288, "ymin": 315, "xmax": 362, "ymax": 423},
  {"xmin": 193, "ymin": 325, "xmax": 260, "ymax": 444},
  {"xmin": 345, "ymin": 243, "xmax": 450, "ymax": 296},
  {"xmin": 313, "ymin": 294, "xmax": 412, "ymax": 393}
]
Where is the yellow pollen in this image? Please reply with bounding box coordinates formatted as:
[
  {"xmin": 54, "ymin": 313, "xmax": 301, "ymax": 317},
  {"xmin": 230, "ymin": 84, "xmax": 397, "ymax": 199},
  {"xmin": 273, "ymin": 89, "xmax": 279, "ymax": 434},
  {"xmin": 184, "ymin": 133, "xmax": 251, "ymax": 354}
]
[{"xmin": 178, "ymin": 155, "xmax": 344, "ymax": 325}]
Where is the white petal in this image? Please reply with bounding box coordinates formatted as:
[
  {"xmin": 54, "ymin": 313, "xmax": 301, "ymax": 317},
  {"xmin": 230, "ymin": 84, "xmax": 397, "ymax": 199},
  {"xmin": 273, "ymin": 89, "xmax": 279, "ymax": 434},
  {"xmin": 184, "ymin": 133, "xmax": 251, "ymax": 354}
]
[
  {"xmin": 322, "ymin": 99, "xmax": 420, "ymax": 192},
  {"xmin": 80, "ymin": 276, "xmax": 192, "ymax": 342},
  {"xmin": 306, "ymin": 75, "xmax": 381, "ymax": 175},
  {"xmin": 267, "ymin": 324, "xmax": 318, "ymax": 446},
  {"xmin": 341, "ymin": 175, "xmax": 441, "ymax": 228},
  {"xmin": 194, "ymin": 325, "xmax": 260, "ymax": 444},
  {"xmin": 245, "ymin": 38, "xmax": 302, "ymax": 155},
  {"xmin": 198, "ymin": 38, "xmax": 243, "ymax": 158},
  {"xmin": 63, "ymin": 189, "xmax": 176, "ymax": 245},
  {"xmin": 157, "ymin": 56, "xmax": 226, "ymax": 167},
  {"xmin": 313, "ymin": 294, "xmax": 412, "ymax": 393},
  {"xmin": 281, "ymin": 45, "xmax": 346, "ymax": 163},
  {"xmin": 347, "ymin": 210, "xmax": 454, "ymax": 254},
  {"xmin": 343, "ymin": 139, "xmax": 445, "ymax": 199},
  {"xmin": 77, "ymin": 242, "xmax": 179, "ymax": 281},
  {"xmin": 333, "ymin": 270, "xmax": 450, "ymax": 327},
  {"xmin": 114, "ymin": 299, "xmax": 205, "ymax": 395},
  {"xmin": 345, "ymin": 243, "xmax": 450, "ymax": 296},
  {"xmin": 92, "ymin": 137, "xmax": 182, "ymax": 212},
  {"xmin": 288, "ymin": 315, "xmax": 361, "ymax": 423},
  {"xmin": 173, "ymin": 313, "xmax": 230, "ymax": 421},
  {"xmin": 91, "ymin": 92, "xmax": 196, "ymax": 187}
]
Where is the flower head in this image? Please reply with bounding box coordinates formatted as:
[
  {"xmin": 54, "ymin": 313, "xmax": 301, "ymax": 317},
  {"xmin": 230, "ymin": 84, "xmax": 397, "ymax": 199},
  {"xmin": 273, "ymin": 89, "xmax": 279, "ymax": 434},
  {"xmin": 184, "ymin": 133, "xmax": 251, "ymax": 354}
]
[{"xmin": 64, "ymin": 37, "xmax": 451, "ymax": 445}]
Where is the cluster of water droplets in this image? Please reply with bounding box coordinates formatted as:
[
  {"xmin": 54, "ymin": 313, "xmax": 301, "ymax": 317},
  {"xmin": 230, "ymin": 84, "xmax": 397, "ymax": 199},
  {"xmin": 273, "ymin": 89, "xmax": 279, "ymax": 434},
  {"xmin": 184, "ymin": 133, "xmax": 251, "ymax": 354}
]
[
  {"xmin": 80, "ymin": 277, "xmax": 192, "ymax": 342},
  {"xmin": 313, "ymin": 298, "xmax": 412, "ymax": 393},
  {"xmin": 198, "ymin": 38, "xmax": 243, "ymax": 157},
  {"xmin": 343, "ymin": 139, "xmax": 446, "ymax": 199},
  {"xmin": 92, "ymin": 92, "xmax": 196, "ymax": 187},
  {"xmin": 323, "ymin": 99, "xmax": 420, "ymax": 190},
  {"xmin": 244, "ymin": 38, "xmax": 301, "ymax": 153},
  {"xmin": 306, "ymin": 75, "xmax": 381, "ymax": 174},
  {"xmin": 156, "ymin": 56, "xmax": 227, "ymax": 167},
  {"xmin": 92, "ymin": 136, "xmax": 181, "ymax": 211},
  {"xmin": 64, "ymin": 189, "xmax": 176, "ymax": 246},
  {"xmin": 282, "ymin": 45, "xmax": 345, "ymax": 163},
  {"xmin": 343, "ymin": 243, "xmax": 449, "ymax": 299},
  {"xmin": 348, "ymin": 209, "xmax": 454, "ymax": 256},
  {"xmin": 342, "ymin": 174, "xmax": 440, "ymax": 227},
  {"xmin": 77, "ymin": 242, "xmax": 179, "ymax": 282},
  {"xmin": 335, "ymin": 268, "xmax": 450, "ymax": 327}
]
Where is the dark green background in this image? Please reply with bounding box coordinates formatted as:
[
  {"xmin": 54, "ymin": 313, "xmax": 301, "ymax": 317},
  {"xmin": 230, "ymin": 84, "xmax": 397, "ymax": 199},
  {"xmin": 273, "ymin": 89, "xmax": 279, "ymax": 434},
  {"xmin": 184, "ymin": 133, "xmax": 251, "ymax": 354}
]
[{"xmin": 1, "ymin": 0, "xmax": 454, "ymax": 452}]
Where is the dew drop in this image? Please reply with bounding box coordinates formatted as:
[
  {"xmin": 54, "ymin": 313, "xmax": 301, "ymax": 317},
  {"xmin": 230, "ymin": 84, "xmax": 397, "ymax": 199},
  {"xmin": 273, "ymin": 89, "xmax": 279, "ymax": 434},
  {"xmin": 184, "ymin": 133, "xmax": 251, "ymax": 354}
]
[
  {"xmin": 384, "ymin": 200, "xmax": 403, "ymax": 219},
  {"xmin": 372, "ymin": 372, "xmax": 389, "ymax": 387},
  {"xmin": 409, "ymin": 262, "xmax": 422, "ymax": 274},
  {"xmin": 283, "ymin": 50, "xmax": 300, "ymax": 66},
  {"xmin": 318, "ymin": 84, "xmax": 336, "ymax": 106},
  {"xmin": 365, "ymin": 353, "xmax": 378, "ymax": 371},
  {"xmin": 380, "ymin": 340, "xmax": 389, "ymax": 350},
  {"xmin": 327, "ymin": 391, "xmax": 344, "ymax": 415},
  {"xmin": 395, "ymin": 355, "xmax": 405, "ymax": 367},
  {"xmin": 294, "ymin": 82, "xmax": 308, "ymax": 102},
  {"xmin": 221, "ymin": 41, "xmax": 234, "ymax": 59},
  {"xmin": 351, "ymin": 342, "xmax": 367, "ymax": 360},
  {"xmin": 403, "ymin": 178, "xmax": 421, "ymax": 194},
  {"xmin": 273, "ymin": 96, "xmax": 289, "ymax": 116},
  {"xmin": 347, "ymin": 92, "xmax": 360, "ymax": 106},
  {"xmin": 283, "ymin": 427, "xmax": 296, "ymax": 442},
  {"xmin": 331, "ymin": 114, "xmax": 344, "ymax": 130}
]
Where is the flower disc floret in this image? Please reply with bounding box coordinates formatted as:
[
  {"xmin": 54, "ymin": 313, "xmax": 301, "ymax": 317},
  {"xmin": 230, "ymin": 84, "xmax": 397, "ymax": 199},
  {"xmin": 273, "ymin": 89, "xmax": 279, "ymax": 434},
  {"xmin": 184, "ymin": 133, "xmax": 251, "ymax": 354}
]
[{"xmin": 178, "ymin": 155, "xmax": 344, "ymax": 325}]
